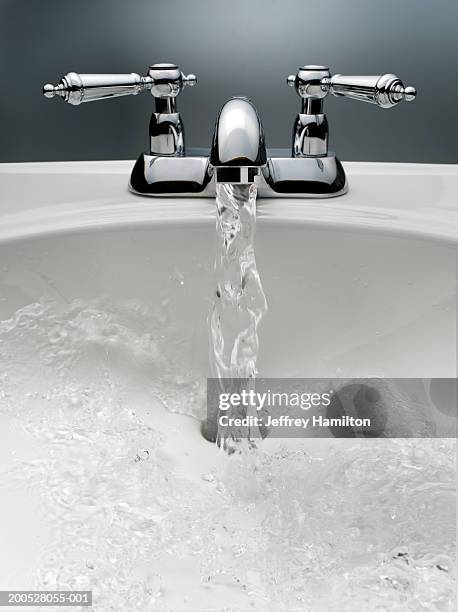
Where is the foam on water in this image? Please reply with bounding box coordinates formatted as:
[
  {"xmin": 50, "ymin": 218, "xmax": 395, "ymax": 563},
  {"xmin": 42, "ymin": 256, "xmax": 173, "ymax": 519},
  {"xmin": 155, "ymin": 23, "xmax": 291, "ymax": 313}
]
[{"xmin": 0, "ymin": 298, "xmax": 455, "ymax": 610}]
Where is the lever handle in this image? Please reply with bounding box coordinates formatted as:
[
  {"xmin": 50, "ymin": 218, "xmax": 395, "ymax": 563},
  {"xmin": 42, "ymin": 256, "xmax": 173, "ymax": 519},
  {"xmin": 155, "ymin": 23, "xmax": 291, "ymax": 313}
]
[
  {"xmin": 43, "ymin": 63, "xmax": 197, "ymax": 107},
  {"xmin": 43, "ymin": 72, "xmax": 150, "ymax": 105},
  {"xmin": 287, "ymin": 65, "xmax": 416, "ymax": 109},
  {"xmin": 326, "ymin": 73, "xmax": 417, "ymax": 108}
]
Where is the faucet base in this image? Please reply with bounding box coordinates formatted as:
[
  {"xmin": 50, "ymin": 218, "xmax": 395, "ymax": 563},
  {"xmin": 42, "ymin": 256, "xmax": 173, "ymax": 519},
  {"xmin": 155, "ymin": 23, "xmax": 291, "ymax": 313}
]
[
  {"xmin": 129, "ymin": 149, "xmax": 213, "ymax": 196},
  {"xmin": 263, "ymin": 152, "xmax": 347, "ymax": 197},
  {"xmin": 129, "ymin": 149, "xmax": 347, "ymax": 198}
]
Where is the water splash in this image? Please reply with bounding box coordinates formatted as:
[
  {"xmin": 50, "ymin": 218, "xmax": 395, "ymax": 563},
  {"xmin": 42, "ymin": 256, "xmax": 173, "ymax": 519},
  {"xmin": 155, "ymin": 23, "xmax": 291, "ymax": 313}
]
[
  {"xmin": 0, "ymin": 297, "xmax": 455, "ymax": 611},
  {"xmin": 208, "ymin": 183, "xmax": 268, "ymax": 448}
]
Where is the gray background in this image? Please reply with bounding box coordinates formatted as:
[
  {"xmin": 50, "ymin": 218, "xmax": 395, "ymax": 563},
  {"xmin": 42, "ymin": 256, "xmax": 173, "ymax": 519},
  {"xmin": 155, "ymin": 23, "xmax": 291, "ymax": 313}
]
[{"xmin": 1, "ymin": 0, "xmax": 457, "ymax": 163}]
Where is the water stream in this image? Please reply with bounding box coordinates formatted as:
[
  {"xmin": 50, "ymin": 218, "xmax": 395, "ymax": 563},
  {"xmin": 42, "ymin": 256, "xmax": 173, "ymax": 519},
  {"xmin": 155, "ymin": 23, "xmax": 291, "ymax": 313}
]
[
  {"xmin": 208, "ymin": 183, "xmax": 268, "ymax": 449},
  {"xmin": 209, "ymin": 183, "xmax": 267, "ymax": 380}
]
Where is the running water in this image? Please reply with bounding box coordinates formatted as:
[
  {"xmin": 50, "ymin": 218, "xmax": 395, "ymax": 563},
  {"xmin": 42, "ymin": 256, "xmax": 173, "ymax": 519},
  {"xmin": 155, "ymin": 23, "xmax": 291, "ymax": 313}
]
[
  {"xmin": 208, "ymin": 183, "xmax": 268, "ymax": 448},
  {"xmin": 0, "ymin": 194, "xmax": 455, "ymax": 610},
  {"xmin": 0, "ymin": 254, "xmax": 455, "ymax": 611}
]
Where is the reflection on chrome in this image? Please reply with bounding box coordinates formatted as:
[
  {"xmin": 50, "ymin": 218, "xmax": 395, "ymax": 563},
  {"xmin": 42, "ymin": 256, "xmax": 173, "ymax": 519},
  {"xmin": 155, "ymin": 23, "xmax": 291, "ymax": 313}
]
[{"xmin": 43, "ymin": 63, "xmax": 416, "ymax": 197}]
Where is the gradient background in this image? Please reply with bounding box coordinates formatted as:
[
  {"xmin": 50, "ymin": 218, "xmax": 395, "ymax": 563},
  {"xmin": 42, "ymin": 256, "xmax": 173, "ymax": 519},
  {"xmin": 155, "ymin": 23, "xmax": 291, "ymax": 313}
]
[{"xmin": 1, "ymin": 0, "xmax": 457, "ymax": 163}]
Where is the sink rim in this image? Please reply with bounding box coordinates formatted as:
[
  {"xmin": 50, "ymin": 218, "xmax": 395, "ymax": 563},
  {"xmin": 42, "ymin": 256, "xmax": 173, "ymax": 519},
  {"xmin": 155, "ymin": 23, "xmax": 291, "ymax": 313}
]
[{"xmin": 0, "ymin": 160, "xmax": 457, "ymax": 245}]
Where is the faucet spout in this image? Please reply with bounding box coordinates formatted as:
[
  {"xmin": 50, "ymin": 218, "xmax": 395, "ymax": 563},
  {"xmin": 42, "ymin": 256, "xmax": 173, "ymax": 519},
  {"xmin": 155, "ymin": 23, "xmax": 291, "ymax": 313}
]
[{"xmin": 210, "ymin": 97, "xmax": 267, "ymax": 183}]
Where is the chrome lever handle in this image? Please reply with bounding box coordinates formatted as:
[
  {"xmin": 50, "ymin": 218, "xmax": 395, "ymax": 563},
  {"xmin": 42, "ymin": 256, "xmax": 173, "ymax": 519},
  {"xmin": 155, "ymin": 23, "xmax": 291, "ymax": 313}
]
[
  {"xmin": 286, "ymin": 65, "xmax": 417, "ymax": 159},
  {"xmin": 43, "ymin": 63, "xmax": 197, "ymax": 107},
  {"xmin": 325, "ymin": 73, "xmax": 417, "ymax": 108},
  {"xmin": 287, "ymin": 65, "xmax": 416, "ymax": 109},
  {"xmin": 43, "ymin": 72, "xmax": 152, "ymax": 105}
]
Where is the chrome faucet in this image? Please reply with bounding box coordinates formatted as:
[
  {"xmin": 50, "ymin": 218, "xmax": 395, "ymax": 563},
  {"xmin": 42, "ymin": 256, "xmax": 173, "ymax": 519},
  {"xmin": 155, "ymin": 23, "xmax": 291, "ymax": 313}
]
[
  {"xmin": 210, "ymin": 97, "xmax": 267, "ymax": 185},
  {"xmin": 287, "ymin": 66, "xmax": 417, "ymax": 158},
  {"xmin": 43, "ymin": 63, "xmax": 196, "ymax": 158},
  {"xmin": 43, "ymin": 63, "xmax": 416, "ymax": 198}
]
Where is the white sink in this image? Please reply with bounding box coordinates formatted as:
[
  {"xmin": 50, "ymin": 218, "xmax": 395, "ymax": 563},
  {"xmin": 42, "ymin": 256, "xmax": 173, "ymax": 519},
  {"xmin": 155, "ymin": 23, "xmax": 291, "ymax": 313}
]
[{"xmin": 0, "ymin": 161, "xmax": 456, "ymax": 611}]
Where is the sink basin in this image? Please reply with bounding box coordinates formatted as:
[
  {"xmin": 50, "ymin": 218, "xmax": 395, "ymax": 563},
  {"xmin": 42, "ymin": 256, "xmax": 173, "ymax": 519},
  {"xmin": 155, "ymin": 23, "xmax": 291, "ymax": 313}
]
[{"xmin": 0, "ymin": 161, "xmax": 456, "ymax": 611}]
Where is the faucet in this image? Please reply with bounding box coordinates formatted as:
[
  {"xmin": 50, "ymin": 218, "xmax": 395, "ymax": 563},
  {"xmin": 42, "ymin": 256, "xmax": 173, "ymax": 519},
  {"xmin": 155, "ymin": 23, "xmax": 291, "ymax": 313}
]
[
  {"xmin": 210, "ymin": 97, "xmax": 267, "ymax": 185},
  {"xmin": 43, "ymin": 63, "xmax": 416, "ymax": 197}
]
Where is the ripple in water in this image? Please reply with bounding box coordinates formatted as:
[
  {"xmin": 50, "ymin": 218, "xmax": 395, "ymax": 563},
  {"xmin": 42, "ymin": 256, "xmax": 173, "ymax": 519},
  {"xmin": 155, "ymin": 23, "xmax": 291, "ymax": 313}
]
[{"xmin": 0, "ymin": 281, "xmax": 455, "ymax": 610}]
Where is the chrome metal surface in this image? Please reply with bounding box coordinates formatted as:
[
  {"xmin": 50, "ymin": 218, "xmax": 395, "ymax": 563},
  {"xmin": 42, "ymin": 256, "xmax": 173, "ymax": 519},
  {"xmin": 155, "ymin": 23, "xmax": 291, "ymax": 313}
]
[
  {"xmin": 147, "ymin": 63, "xmax": 196, "ymax": 108},
  {"xmin": 43, "ymin": 63, "xmax": 196, "ymax": 157},
  {"xmin": 145, "ymin": 64, "xmax": 196, "ymax": 156},
  {"xmin": 287, "ymin": 66, "xmax": 417, "ymax": 108},
  {"xmin": 130, "ymin": 151, "xmax": 213, "ymax": 195},
  {"xmin": 263, "ymin": 154, "xmax": 347, "ymax": 196},
  {"xmin": 43, "ymin": 72, "xmax": 151, "ymax": 105},
  {"xmin": 292, "ymin": 113, "xmax": 328, "ymax": 157},
  {"xmin": 287, "ymin": 65, "xmax": 330, "ymax": 112},
  {"xmin": 129, "ymin": 148, "xmax": 347, "ymax": 198},
  {"xmin": 43, "ymin": 64, "xmax": 196, "ymax": 107},
  {"xmin": 327, "ymin": 74, "xmax": 417, "ymax": 107},
  {"xmin": 210, "ymin": 98, "xmax": 267, "ymax": 184},
  {"xmin": 43, "ymin": 62, "xmax": 416, "ymax": 198},
  {"xmin": 150, "ymin": 110, "xmax": 186, "ymax": 156},
  {"xmin": 287, "ymin": 65, "xmax": 417, "ymax": 165}
]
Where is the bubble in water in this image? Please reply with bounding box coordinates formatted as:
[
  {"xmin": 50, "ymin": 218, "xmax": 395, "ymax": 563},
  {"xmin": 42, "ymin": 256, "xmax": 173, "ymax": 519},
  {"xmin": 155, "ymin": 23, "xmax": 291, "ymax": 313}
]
[
  {"xmin": 0, "ymin": 296, "xmax": 455, "ymax": 612},
  {"xmin": 134, "ymin": 449, "xmax": 150, "ymax": 462}
]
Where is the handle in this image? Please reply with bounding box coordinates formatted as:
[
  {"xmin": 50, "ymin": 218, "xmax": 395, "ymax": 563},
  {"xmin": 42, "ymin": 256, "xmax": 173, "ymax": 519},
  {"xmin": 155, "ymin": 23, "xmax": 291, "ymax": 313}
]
[
  {"xmin": 287, "ymin": 65, "xmax": 416, "ymax": 109},
  {"xmin": 43, "ymin": 63, "xmax": 197, "ymax": 107},
  {"xmin": 327, "ymin": 74, "xmax": 417, "ymax": 108},
  {"xmin": 43, "ymin": 72, "xmax": 150, "ymax": 105}
]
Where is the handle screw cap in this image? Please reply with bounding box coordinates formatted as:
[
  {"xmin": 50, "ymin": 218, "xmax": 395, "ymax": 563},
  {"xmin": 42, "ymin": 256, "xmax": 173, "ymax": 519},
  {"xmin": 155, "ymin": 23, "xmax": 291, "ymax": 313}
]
[
  {"xmin": 404, "ymin": 85, "xmax": 417, "ymax": 102},
  {"xmin": 185, "ymin": 74, "xmax": 197, "ymax": 87},
  {"xmin": 43, "ymin": 83, "xmax": 56, "ymax": 98}
]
